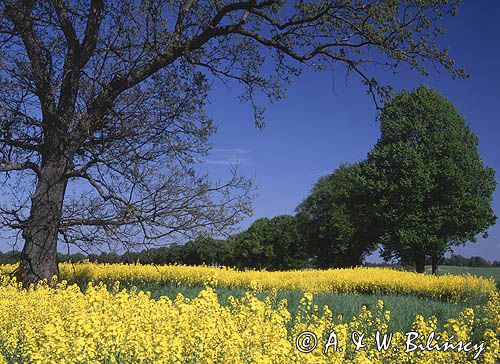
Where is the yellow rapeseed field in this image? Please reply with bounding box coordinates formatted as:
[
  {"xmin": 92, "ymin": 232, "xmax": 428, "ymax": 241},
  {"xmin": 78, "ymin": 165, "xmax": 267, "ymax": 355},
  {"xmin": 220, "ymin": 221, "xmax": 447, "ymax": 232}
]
[
  {"xmin": 2, "ymin": 262, "xmax": 494, "ymax": 302},
  {"xmin": 0, "ymin": 264, "xmax": 498, "ymax": 363}
]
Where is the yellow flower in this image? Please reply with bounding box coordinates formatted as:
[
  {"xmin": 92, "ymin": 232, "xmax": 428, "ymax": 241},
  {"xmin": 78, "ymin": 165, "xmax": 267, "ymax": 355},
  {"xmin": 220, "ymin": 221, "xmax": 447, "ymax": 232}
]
[{"xmin": 0, "ymin": 263, "xmax": 497, "ymax": 363}]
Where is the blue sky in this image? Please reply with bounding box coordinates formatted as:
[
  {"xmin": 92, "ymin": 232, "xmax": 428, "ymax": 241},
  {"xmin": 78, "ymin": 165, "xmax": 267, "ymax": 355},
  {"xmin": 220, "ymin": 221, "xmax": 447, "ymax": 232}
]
[
  {"xmin": 202, "ymin": 0, "xmax": 500, "ymax": 261},
  {"xmin": 1, "ymin": 1, "xmax": 498, "ymax": 261}
]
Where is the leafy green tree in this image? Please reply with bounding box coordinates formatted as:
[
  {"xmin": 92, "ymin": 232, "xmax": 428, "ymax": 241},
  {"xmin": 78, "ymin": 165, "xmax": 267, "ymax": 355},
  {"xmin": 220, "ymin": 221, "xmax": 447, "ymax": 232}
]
[
  {"xmin": 466, "ymin": 256, "xmax": 491, "ymax": 268},
  {"xmin": 160, "ymin": 245, "xmax": 186, "ymax": 265},
  {"xmin": 445, "ymin": 254, "xmax": 468, "ymax": 267},
  {"xmin": 120, "ymin": 251, "xmax": 139, "ymax": 264},
  {"xmin": 296, "ymin": 163, "xmax": 379, "ymax": 268},
  {"xmin": 366, "ymin": 86, "xmax": 497, "ymax": 273},
  {"xmin": 97, "ymin": 251, "xmax": 121, "ymax": 264},
  {"xmin": 227, "ymin": 220, "xmax": 274, "ymax": 270},
  {"xmin": 229, "ymin": 215, "xmax": 308, "ymax": 270},
  {"xmin": 181, "ymin": 237, "xmax": 226, "ymax": 266},
  {"xmin": 0, "ymin": 0, "xmax": 466, "ymax": 284},
  {"xmin": 265, "ymin": 215, "xmax": 309, "ymax": 270}
]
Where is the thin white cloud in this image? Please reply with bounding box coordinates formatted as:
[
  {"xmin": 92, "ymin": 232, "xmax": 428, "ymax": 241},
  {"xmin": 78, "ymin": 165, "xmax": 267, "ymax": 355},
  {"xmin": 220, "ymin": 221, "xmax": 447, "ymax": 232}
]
[
  {"xmin": 204, "ymin": 158, "xmax": 250, "ymax": 166},
  {"xmin": 204, "ymin": 147, "xmax": 252, "ymax": 165},
  {"xmin": 212, "ymin": 148, "xmax": 251, "ymax": 154}
]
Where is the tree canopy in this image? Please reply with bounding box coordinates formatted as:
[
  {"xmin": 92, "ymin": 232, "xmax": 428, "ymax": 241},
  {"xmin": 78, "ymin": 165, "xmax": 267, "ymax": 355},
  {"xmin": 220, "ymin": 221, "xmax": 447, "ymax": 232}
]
[
  {"xmin": 228, "ymin": 215, "xmax": 308, "ymax": 270},
  {"xmin": 366, "ymin": 86, "xmax": 497, "ymax": 273},
  {"xmin": 296, "ymin": 162, "xmax": 378, "ymax": 268}
]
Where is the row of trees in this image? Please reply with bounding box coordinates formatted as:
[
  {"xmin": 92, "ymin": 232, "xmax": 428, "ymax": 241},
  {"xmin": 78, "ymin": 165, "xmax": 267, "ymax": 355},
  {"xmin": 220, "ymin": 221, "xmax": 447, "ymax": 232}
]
[
  {"xmin": 1, "ymin": 227, "xmax": 307, "ymax": 269},
  {"xmin": 441, "ymin": 254, "xmax": 499, "ymax": 268},
  {"xmin": 5, "ymin": 246, "xmax": 500, "ymax": 270},
  {"xmin": 6, "ymin": 248, "xmax": 500, "ymax": 268}
]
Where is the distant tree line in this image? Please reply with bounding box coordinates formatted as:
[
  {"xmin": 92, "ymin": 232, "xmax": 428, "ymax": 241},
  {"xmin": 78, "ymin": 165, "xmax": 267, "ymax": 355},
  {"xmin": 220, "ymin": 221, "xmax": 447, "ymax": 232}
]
[
  {"xmin": 367, "ymin": 255, "xmax": 500, "ymax": 268},
  {"xmin": 0, "ymin": 222, "xmax": 309, "ymax": 270},
  {"xmin": 1, "ymin": 245, "xmax": 498, "ymax": 270},
  {"xmin": 440, "ymin": 254, "xmax": 499, "ymax": 268}
]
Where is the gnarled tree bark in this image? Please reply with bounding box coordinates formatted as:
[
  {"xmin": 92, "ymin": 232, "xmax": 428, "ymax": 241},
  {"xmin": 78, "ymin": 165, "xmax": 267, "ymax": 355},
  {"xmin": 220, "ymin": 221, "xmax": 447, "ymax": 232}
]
[{"xmin": 17, "ymin": 158, "xmax": 68, "ymax": 284}]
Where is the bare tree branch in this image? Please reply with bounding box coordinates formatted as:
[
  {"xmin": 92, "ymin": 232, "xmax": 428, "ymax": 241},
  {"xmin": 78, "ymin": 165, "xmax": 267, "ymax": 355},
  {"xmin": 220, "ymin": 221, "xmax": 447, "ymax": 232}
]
[
  {"xmin": 4, "ymin": 1, "xmax": 56, "ymax": 120},
  {"xmin": 0, "ymin": 159, "xmax": 39, "ymax": 175}
]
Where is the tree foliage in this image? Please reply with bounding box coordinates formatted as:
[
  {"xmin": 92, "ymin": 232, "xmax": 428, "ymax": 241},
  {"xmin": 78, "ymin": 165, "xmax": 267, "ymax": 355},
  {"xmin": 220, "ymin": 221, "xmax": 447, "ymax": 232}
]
[
  {"xmin": 296, "ymin": 163, "xmax": 378, "ymax": 268},
  {"xmin": 228, "ymin": 215, "xmax": 308, "ymax": 270},
  {"xmin": 366, "ymin": 86, "xmax": 497, "ymax": 272}
]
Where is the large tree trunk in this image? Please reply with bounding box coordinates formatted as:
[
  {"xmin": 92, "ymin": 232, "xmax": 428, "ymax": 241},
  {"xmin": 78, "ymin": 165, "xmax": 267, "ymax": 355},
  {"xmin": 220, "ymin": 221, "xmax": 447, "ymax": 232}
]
[
  {"xmin": 415, "ymin": 253, "xmax": 426, "ymax": 273},
  {"xmin": 431, "ymin": 254, "xmax": 439, "ymax": 275},
  {"xmin": 17, "ymin": 159, "xmax": 68, "ymax": 285}
]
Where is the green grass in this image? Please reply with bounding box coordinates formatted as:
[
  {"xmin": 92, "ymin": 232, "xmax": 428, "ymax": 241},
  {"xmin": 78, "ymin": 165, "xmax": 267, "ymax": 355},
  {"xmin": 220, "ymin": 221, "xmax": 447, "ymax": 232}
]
[
  {"xmin": 101, "ymin": 281, "xmax": 468, "ymax": 333},
  {"xmin": 66, "ymin": 265, "xmax": 497, "ymax": 333},
  {"xmin": 425, "ymin": 265, "xmax": 500, "ymax": 288}
]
